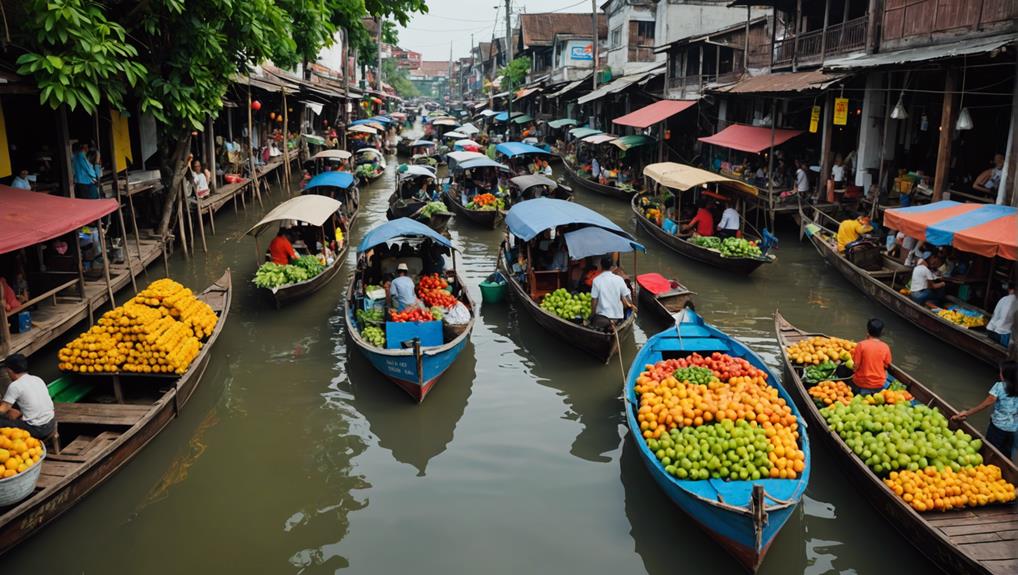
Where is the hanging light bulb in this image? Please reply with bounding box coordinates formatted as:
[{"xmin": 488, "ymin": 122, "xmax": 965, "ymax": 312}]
[
  {"xmin": 890, "ymin": 94, "xmax": 908, "ymax": 120},
  {"xmin": 955, "ymin": 107, "xmax": 974, "ymax": 130}
]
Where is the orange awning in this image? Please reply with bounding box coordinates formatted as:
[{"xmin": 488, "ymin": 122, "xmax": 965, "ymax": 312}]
[
  {"xmin": 612, "ymin": 100, "xmax": 696, "ymax": 129},
  {"xmin": 883, "ymin": 201, "xmax": 1017, "ymax": 260},
  {"xmin": 1, "ymin": 187, "xmax": 119, "ymax": 254},
  {"xmin": 698, "ymin": 123, "xmax": 803, "ymax": 154}
]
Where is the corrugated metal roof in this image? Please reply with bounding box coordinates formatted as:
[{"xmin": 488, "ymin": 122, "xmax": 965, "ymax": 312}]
[
  {"xmin": 547, "ymin": 77, "xmax": 589, "ymax": 99},
  {"xmin": 520, "ymin": 13, "xmax": 606, "ymax": 47},
  {"xmin": 709, "ymin": 70, "xmax": 845, "ymax": 95},
  {"xmin": 824, "ymin": 33, "xmax": 1017, "ymax": 71},
  {"xmin": 577, "ymin": 64, "xmax": 665, "ymax": 105}
]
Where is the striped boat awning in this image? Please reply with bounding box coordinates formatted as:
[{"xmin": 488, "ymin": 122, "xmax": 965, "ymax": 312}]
[{"xmin": 883, "ymin": 201, "xmax": 1017, "ymax": 261}]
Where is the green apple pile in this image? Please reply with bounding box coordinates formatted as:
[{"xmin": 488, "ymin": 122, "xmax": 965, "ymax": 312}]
[
  {"xmin": 647, "ymin": 419, "xmax": 773, "ymax": 481},
  {"xmin": 540, "ymin": 289, "xmax": 592, "ymax": 321},
  {"xmin": 821, "ymin": 400, "xmax": 983, "ymax": 475},
  {"xmin": 362, "ymin": 326, "xmax": 386, "ymax": 347},
  {"xmin": 719, "ymin": 237, "xmax": 762, "ymax": 258},
  {"xmin": 673, "ymin": 366, "xmax": 716, "ymax": 386},
  {"xmin": 356, "ymin": 308, "xmax": 384, "ymax": 327}
]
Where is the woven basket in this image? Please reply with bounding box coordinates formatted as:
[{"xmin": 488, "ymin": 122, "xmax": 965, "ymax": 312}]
[{"xmin": 0, "ymin": 442, "xmax": 46, "ymax": 506}]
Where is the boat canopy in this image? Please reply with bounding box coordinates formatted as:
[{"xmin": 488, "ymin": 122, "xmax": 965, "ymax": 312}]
[
  {"xmin": 443, "ymin": 131, "xmax": 468, "ymax": 139},
  {"xmin": 454, "ymin": 139, "xmax": 482, "ymax": 151},
  {"xmin": 644, "ymin": 162, "xmax": 758, "ymax": 197},
  {"xmin": 397, "ymin": 164, "xmax": 437, "ymax": 181},
  {"xmin": 349, "ymin": 119, "xmax": 378, "ymax": 127},
  {"xmin": 698, "ymin": 123, "xmax": 803, "ymax": 154},
  {"xmin": 884, "ymin": 200, "xmax": 1017, "ymax": 261},
  {"xmin": 348, "ymin": 124, "xmax": 377, "ymax": 134},
  {"xmin": 431, "ymin": 118, "xmax": 460, "ymax": 127},
  {"xmin": 356, "ymin": 148, "xmax": 385, "ymax": 162},
  {"xmin": 495, "ymin": 142, "xmax": 550, "ymax": 158},
  {"xmin": 581, "ymin": 133, "xmax": 617, "ymax": 145},
  {"xmin": 458, "ymin": 122, "xmax": 480, "ymax": 135},
  {"xmin": 510, "ymin": 174, "xmax": 558, "ymax": 192},
  {"xmin": 446, "ymin": 151, "xmax": 486, "ymax": 166},
  {"xmin": 547, "ymin": 118, "xmax": 578, "ymax": 129},
  {"xmin": 480, "ymin": 109, "xmax": 500, "ymax": 117},
  {"xmin": 569, "ymin": 127, "xmax": 602, "ymax": 139},
  {"xmin": 455, "ymin": 157, "xmax": 508, "ymax": 172},
  {"xmin": 357, "ymin": 218, "xmax": 454, "ymax": 253},
  {"xmin": 411, "ymin": 140, "xmax": 437, "ymax": 147},
  {"xmin": 305, "ymin": 171, "xmax": 355, "ymax": 190},
  {"xmin": 563, "ymin": 226, "xmax": 645, "ymax": 260},
  {"xmin": 311, "ymin": 149, "xmax": 352, "ymax": 160},
  {"xmin": 0, "ymin": 186, "xmax": 118, "ymax": 254},
  {"xmin": 505, "ymin": 197, "xmax": 634, "ymax": 242},
  {"xmin": 369, "ymin": 115, "xmax": 393, "ymax": 124},
  {"xmin": 245, "ymin": 195, "xmax": 344, "ymax": 236},
  {"xmin": 511, "ymin": 114, "xmax": 534, "ymax": 125},
  {"xmin": 611, "ymin": 134, "xmax": 656, "ymax": 151}
]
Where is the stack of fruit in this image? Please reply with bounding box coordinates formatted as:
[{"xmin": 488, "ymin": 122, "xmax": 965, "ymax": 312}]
[
  {"xmin": 786, "ymin": 336, "xmax": 856, "ymax": 366},
  {"xmin": 419, "ymin": 201, "xmax": 449, "ymax": 219},
  {"xmin": 0, "ymin": 428, "xmax": 43, "ymax": 479},
  {"xmin": 388, "ymin": 308, "xmax": 436, "ymax": 322},
  {"xmin": 884, "ymin": 466, "xmax": 1016, "ymax": 512},
  {"xmin": 644, "ymin": 207, "xmax": 662, "ymax": 225},
  {"xmin": 355, "ymin": 308, "xmax": 385, "ymax": 328},
  {"xmin": 634, "ymin": 352, "xmax": 805, "ymax": 481},
  {"xmin": 809, "ymin": 380, "xmax": 855, "ymax": 406},
  {"xmin": 539, "ymin": 289, "xmax": 592, "ymax": 322},
  {"xmin": 58, "ymin": 279, "xmax": 217, "ymax": 375},
  {"xmin": 937, "ymin": 308, "xmax": 987, "ymax": 328},
  {"xmin": 690, "ymin": 236, "xmax": 722, "ymax": 250},
  {"xmin": 417, "ymin": 274, "xmax": 457, "ymax": 309},
  {"xmin": 465, "ymin": 193, "xmax": 504, "ymax": 211},
  {"xmin": 361, "ymin": 326, "xmax": 386, "ymax": 347},
  {"xmin": 719, "ymin": 237, "xmax": 762, "ymax": 258},
  {"xmin": 862, "ymin": 387, "xmax": 914, "ymax": 405}
]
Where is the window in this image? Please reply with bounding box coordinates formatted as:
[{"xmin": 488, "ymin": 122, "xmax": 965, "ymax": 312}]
[
  {"xmin": 610, "ymin": 26, "xmax": 623, "ymax": 49},
  {"xmin": 635, "ymin": 21, "xmax": 655, "ymax": 42}
]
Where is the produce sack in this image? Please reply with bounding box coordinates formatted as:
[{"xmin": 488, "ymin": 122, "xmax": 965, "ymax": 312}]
[{"xmin": 443, "ymin": 302, "xmax": 471, "ymax": 325}]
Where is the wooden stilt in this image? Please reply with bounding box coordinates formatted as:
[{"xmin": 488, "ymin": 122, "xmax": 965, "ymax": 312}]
[
  {"xmin": 933, "ymin": 68, "xmax": 957, "ymax": 201},
  {"xmin": 97, "ymin": 221, "xmax": 116, "ymax": 307},
  {"xmin": 195, "ymin": 195, "xmax": 209, "ymax": 254},
  {"xmin": 208, "ymin": 201, "xmax": 216, "ymax": 234},
  {"xmin": 177, "ymin": 183, "xmax": 190, "ymax": 259},
  {"xmin": 124, "ymin": 191, "xmax": 148, "ymax": 278},
  {"xmin": 247, "ymin": 80, "xmax": 263, "ymax": 210},
  {"xmin": 183, "ymin": 188, "xmax": 195, "ymax": 251}
]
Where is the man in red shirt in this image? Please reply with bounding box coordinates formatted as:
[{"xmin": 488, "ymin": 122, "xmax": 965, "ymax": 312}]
[
  {"xmin": 852, "ymin": 318, "xmax": 892, "ymax": 391},
  {"xmin": 268, "ymin": 229, "xmax": 298, "ymax": 265},
  {"xmin": 680, "ymin": 199, "xmax": 715, "ymax": 237}
]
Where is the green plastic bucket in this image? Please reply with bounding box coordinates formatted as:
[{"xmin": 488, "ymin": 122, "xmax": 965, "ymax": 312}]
[{"xmin": 479, "ymin": 273, "xmax": 507, "ymax": 304}]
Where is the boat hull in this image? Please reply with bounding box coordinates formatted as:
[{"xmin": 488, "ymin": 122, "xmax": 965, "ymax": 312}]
[
  {"xmin": 800, "ymin": 209, "xmax": 1006, "ymax": 366},
  {"xmin": 443, "ymin": 189, "xmax": 501, "ymax": 228},
  {"xmin": 632, "ymin": 194, "xmax": 770, "ymax": 275},
  {"xmin": 562, "ymin": 159, "xmax": 638, "ymax": 201},
  {"xmin": 636, "ymin": 281, "xmax": 694, "ymax": 326},
  {"xmin": 263, "ymin": 251, "xmax": 345, "ymax": 308}
]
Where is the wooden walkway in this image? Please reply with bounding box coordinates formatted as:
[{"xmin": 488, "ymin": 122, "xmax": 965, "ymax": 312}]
[{"xmin": 928, "ymin": 507, "xmax": 1018, "ymax": 574}]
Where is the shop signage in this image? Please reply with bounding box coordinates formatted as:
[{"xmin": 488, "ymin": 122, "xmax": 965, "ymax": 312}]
[
  {"xmin": 809, "ymin": 105, "xmax": 821, "ymax": 133},
  {"xmin": 833, "ymin": 97, "xmax": 849, "ymax": 126}
]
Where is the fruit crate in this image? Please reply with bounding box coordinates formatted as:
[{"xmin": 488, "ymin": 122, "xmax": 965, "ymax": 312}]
[
  {"xmin": 385, "ymin": 320, "xmax": 443, "ymax": 350},
  {"xmin": 0, "ymin": 442, "xmax": 46, "ymax": 506}
]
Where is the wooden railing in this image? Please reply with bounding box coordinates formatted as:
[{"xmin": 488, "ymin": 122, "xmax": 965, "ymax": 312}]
[{"xmin": 772, "ymin": 16, "xmax": 868, "ymax": 67}]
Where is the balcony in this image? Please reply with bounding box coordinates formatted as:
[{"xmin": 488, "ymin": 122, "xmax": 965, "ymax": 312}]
[
  {"xmin": 772, "ymin": 15, "xmax": 867, "ymax": 68},
  {"xmin": 548, "ymin": 65, "xmax": 594, "ymax": 84}
]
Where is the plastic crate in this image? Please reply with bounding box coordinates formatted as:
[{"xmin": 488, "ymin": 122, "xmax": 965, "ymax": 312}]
[{"xmin": 385, "ymin": 320, "xmax": 443, "ymax": 349}]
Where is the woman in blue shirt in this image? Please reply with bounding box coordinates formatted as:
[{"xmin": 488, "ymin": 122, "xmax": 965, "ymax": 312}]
[{"xmin": 953, "ymin": 361, "xmax": 1018, "ymax": 458}]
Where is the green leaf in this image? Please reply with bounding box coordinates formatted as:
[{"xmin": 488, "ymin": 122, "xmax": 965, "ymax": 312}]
[{"xmin": 45, "ymin": 55, "xmax": 63, "ymax": 69}]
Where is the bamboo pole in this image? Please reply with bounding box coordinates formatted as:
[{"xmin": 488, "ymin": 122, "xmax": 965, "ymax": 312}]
[
  {"xmin": 124, "ymin": 189, "xmax": 147, "ymax": 279},
  {"xmin": 248, "ymin": 79, "xmax": 263, "ymax": 209},
  {"xmin": 177, "ymin": 182, "xmax": 191, "ymax": 258},
  {"xmin": 283, "ymin": 87, "xmax": 292, "ymax": 197},
  {"xmin": 97, "ymin": 220, "xmax": 116, "ymax": 307}
]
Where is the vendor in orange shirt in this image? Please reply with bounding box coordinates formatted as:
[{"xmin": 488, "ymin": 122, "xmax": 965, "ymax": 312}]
[
  {"xmin": 269, "ymin": 228, "xmax": 298, "ymax": 265},
  {"xmin": 852, "ymin": 318, "xmax": 892, "ymax": 392}
]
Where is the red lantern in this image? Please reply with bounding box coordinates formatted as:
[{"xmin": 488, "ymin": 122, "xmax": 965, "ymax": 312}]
[
  {"xmin": 664, "ymin": 129, "xmax": 672, "ymax": 141},
  {"xmin": 251, "ymin": 100, "xmax": 262, "ymax": 111}
]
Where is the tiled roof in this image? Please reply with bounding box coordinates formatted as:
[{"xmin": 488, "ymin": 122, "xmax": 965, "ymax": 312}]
[{"xmin": 519, "ymin": 13, "xmax": 606, "ymax": 48}]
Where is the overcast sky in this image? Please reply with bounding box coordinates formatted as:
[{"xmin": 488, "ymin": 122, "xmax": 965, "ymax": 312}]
[{"xmin": 395, "ymin": 0, "xmax": 595, "ymax": 61}]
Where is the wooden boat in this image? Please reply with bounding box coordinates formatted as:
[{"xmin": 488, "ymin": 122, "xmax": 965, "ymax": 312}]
[
  {"xmin": 0, "ymin": 270, "xmax": 231, "ymax": 554},
  {"xmin": 562, "ymin": 157, "xmax": 638, "ymax": 201},
  {"xmin": 344, "ymin": 219, "xmax": 475, "ymax": 402},
  {"xmin": 635, "ymin": 272, "xmax": 696, "ymax": 325},
  {"xmin": 508, "ymin": 174, "xmax": 574, "ymax": 202},
  {"xmin": 496, "ymin": 242, "xmax": 636, "ymax": 363},
  {"xmin": 774, "ymin": 312, "xmax": 1017, "ymax": 575},
  {"xmin": 443, "ymin": 188, "xmax": 501, "ymax": 228},
  {"xmin": 625, "ymin": 310, "xmax": 810, "ymax": 571},
  {"xmin": 799, "ymin": 206, "xmax": 1006, "ymax": 366}
]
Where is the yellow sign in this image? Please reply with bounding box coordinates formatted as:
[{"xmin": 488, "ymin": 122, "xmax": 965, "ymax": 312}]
[
  {"xmin": 833, "ymin": 97, "xmax": 849, "ymax": 126},
  {"xmin": 111, "ymin": 109, "xmax": 133, "ymax": 173},
  {"xmin": 0, "ymin": 101, "xmax": 11, "ymax": 178},
  {"xmin": 809, "ymin": 105, "xmax": 821, "ymax": 133}
]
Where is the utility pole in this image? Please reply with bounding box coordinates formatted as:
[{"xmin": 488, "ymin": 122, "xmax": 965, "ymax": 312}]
[
  {"xmin": 376, "ymin": 17, "xmax": 383, "ymax": 97},
  {"xmin": 343, "ymin": 28, "xmax": 350, "ymax": 149},
  {"xmin": 506, "ymin": 0, "xmax": 513, "ymax": 120},
  {"xmin": 591, "ymin": 0, "xmax": 598, "ymax": 90},
  {"xmin": 448, "ymin": 41, "xmax": 454, "ymax": 104},
  {"xmin": 470, "ymin": 33, "xmax": 475, "ymax": 100}
]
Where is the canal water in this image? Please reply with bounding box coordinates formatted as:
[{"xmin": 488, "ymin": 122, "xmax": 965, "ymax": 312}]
[{"xmin": 9, "ymin": 148, "xmax": 997, "ymax": 574}]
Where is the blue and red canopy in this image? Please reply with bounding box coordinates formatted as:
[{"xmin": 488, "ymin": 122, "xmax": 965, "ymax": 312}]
[{"xmin": 883, "ymin": 200, "xmax": 1016, "ymax": 261}]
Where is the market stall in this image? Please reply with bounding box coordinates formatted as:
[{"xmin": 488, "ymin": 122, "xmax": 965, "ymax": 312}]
[{"xmin": 443, "ymin": 156, "xmax": 512, "ymax": 228}]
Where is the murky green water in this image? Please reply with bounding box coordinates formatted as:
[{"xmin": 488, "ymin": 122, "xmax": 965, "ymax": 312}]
[{"xmin": 8, "ymin": 148, "xmax": 997, "ymax": 574}]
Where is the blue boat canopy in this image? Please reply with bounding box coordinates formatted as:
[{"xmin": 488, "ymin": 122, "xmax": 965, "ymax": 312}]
[
  {"xmin": 505, "ymin": 198, "xmax": 633, "ymax": 242},
  {"xmin": 411, "ymin": 140, "xmax": 437, "ymax": 147},
  {"xmin": 454, "ymin": 157, "xmax": 508, "ymax": 172},
  {"xmin": 358, "ymin": 218, "xmax": 454, "ymax": 253},
  {"xmin": 305, "ymin": 171, "xmax": 355, "ymax": 190},
  {"xmin": 369, "ymin": 115, "xmax": 393, "ymax": 124},
  {"xmin": 495, "ymin": 142, "xmax": 551, "ymax": 158},
  {"xmin": 349, "ymin": 119, "xmax": 378, "ymax": 126},
  {"xmin": 563, "ymin": 226, "xmax": 645, "ymax": 260}
]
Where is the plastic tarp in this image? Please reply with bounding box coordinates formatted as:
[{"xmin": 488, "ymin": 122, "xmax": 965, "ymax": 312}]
[
  {"xmin": 511, "ymin": 114, "xmax": 534, "ymax": 125},
  {"xmin": 454, "ymin": 139, "xmax": 482, "ymax": 151},
  {"xmin": 312, "ymin": 149, "xmax": 352, "ymax": 160},
  {"xmin": 495, "ymin": 142, "xmax": 550, "ymax": 158},
  {"xmin": 612, "ymin": 100, "xmax": 697, "ymax": 129},
  {"xmin": 369, "ymin": 116, "xmax": 393, "ymax": 124},
  {"xmin": 246, "ymin": 195, "xmax": 344, "ymax": 236},
  {"xmin": 510, "ymin": 174, "xmax": 558, "ymax": 192},
  {"xmin": 305, "ymin": 171, "xmax": 355, "ymax": 190},
  {"xmin": 0, "ymin": 187, "xmax": 119, "ymax": 254},
  {"xmin": 611, "ymin": 134, "xmax": 655, "ymax": 150},
  {"xmin": 698, "ymin": 123, "xmax": 803, "ymax": 154},
  {"xmin": 505, "ymin": 197, "xmax": 634, "ymax": 242},
  {"xmin": 644, "ymin": 162, "xmax": 758, "ymax": 196},
  {"xmin": 348, "ymin": 124, "xmax": 377, "ymax": 134},
  {"xmin": 455, "ymin": 157, "xmax": 508, "ymax": 172},
  {"xmin": 547, "ymin": 118, "xmax": 578, "ymax": 129},
  {"xmin": 458, "ymin": 122, "xmax": 480, "ymax": 135},
  {"xmin": 883, "ymin": 201, "xmax": 1017, "ymax": 261},
  {"xmin": 569, "ymin": 127, "xmax": 602, "ymax": 139},
  {"xmin": 357, "ymin": 218, "xmax": 454, "ymax": 253},
  {"xmin": 350, "ymin": 119, "xmax": 379, "ymax": 126},
  {"xmin": 563, "ymin": 226, "xmax": 645, "ymax": 260},
  {"xmin": 397, "ymin": 164, "xmax": 437, "ymax": 181},
  {"xmin": 581, "ymin": 133, "xmax": 617, "ymax": 145},
  {"xmin": 446, "ymin": 151, "xmax": 486, "ymax": 167},
  {"xmin": 410, "ymin": 140, "xmax": 437, "ymax": 147}
]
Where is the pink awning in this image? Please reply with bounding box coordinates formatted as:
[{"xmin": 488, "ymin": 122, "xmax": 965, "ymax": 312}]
[
  {"xmin": 581, "ymin": 133, "xmax": 617, "ymax": 145},
  {"xmin": 0, "ymin": 187, "xmax": 118, "ymax": 254},
  {"xmin": 697, "ymin": 123, "xmax": 804, "ymax": 154},
  {"xmin": 612, "ymin": 100, "xmax": 697, "ymax": 129}
]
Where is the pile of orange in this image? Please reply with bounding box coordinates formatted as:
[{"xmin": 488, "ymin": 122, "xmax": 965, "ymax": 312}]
[
  {"xmin": 634, "ymin": 354, "xmax": 805, "ymax": 479},
  {"xmin": 0, "ymin": 428, "xmax": 43, "ymax": 479},
  {"xmin": 863, "ymin": 388, "xmax": 914, "ymax": 405},
  {"xmin": 808, "ymin": 380, "xmax": 854, "ymax": 406},
  {"xmin": 884, "ymin": 466, "xmax": 1016, "ymax": 512},
  {"xmin": 786, "ymin": 336, "xmax": 855, "ymax": 365}
]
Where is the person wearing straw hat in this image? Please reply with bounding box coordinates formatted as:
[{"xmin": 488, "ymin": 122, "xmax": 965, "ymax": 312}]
[
  {"xmin": 388, "ymin": 263, "xmax": 419, "ymax": 312},
  {"xmin": 0, "ymin": 354, "xmax": 55, "ymax": 440}
]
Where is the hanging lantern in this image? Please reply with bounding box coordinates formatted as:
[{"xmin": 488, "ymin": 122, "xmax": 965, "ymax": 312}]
[
  {"xmin": 277, "ymin": 115, "xmax": 284, "ymax": 123},
  {"xmin": 664, "ymin": 129, "xmax": 671, "ymax": 141},
  {"xmin": 890, "ymin": 95, "xmax": 907, "ymax": 120},
  {"xmin": 251, "ymin": 100, "xmax": 262, "ymax": 111},
  {"xmin": 955, "ymin": 107, "xmax": 974, "ymax": 130},
  {"xmin": 288, "ymin": 108, "xmax": 294, "ymax": 112},
  {"xmin": 269, "ymin": 112, "xmax": 276, "ymax": 120},
  {"xmin": 191, "ymin": 131, "xmax": 198, "ymax": 136}
]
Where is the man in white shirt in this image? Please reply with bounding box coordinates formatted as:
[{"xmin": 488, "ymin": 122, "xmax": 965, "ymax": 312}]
[
  {"xmin": 717, "ymin": 201, "xmax": 741, "ymax": 239},
  {"xmin": 795, "ymin": 161, "xmax": 810, "ymax": 196},
  {"xmin": 388, "ymin": 263, "xmax": 419, "ymax": 311},
  {"xmin": 590, "ymin": 256, "xmax": 635, "ymax": 331},
  {"xmin": 909, "ymin": 257, "xmax": 945, "ymax": 306},
  {"xmin": 0, "ymin": 354, "xmax": 55, "ymax": 439},
  {"xmin": 190, "ymin": 159, "xmax": 211, "ymax": 200},
  {"xmin": 11, "ymin": 169, "xmax": 32, "ymax": 190},
  {"xmin": 986, "ymin": 284, "xmax": 1015, "ymax": 346},
  {"xmin": 591, "ymin": 157, "xmax": 601, "ymax": 180}
]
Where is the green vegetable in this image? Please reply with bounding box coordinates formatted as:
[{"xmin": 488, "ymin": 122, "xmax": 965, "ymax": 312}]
[
  {"xmin": 539, "ymin": 289, "xmax": 592, "ymax": 321},
  {"xmin": 690, "ymin": 236, "xmax": 763, "ymax": 258},
  {"xmin": 420, "ymin": 201, "xmax": 450, "ymax": 219},
  {"xmin": 805, "ymin": 361, "xmax": 839, "ymax": 383},
  {"xmin": 253, "ymin": 257, "xmax": 324, "ymax": 289},
  {"xmin": 362, "ymin": 325, "xmax": 386, "ymax": 347}
]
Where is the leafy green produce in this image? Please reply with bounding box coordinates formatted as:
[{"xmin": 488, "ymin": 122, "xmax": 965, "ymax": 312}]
[
  {"xmin": 430, "ymin": 306, "xmax": 444, "ymax": 321},
  {"xmin": 420, "ymin": 201, "xmax": 450, "ymax": 219},
  {"xmin": 253, "ymin": 257, "xmax": 323, "ymax": 289},
  {"xmin": 356, "ymin": 308, "xmax": 385, "ymax": 328},
  {"xmin": 540, "ymin": 289, "xmax": 592, "ymax": 321},
  {"xmin": 362, "ymin": 326, "xmax": 386, "ymax": 347},
  {"xmin": 294, "ymin": 255, "xmax": 324, "ymax": 276},
  {"xmin": 805, "ymin": 361, "xmax": 839, "ymax": 383},
  {"xmin": 690, "ymin": 236, "xmax": 722, "ymax": 250},
  {"xmin": 719, "ymin": 237, "xmax": 762, "ymax": 258}
]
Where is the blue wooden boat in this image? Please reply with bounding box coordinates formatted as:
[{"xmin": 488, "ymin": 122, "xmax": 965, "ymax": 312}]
[
  {"xmin": 344, "ymin": 218, "xmax": 476, "ymax": 402},
  {"xmin": 624, "ymin": 310, "xmax": 811, "ymax": 572}
]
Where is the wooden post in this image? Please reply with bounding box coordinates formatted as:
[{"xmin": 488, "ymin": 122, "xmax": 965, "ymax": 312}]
[
  {"xmin": 792, "ymin": 0, "xmax": 802, "ymax": 72},
  {"xmin": 248, "ymin": 80, "xmax": 263, "ymax": 209},
  {"xmin": 282, "ymin": 87, "xmax": 292, "ymax": 197},
  {"xmin": 877, "ymin": 73, "xmax": 894, "ymax": 209},
  {"xmin": 194, "ymin": 192, "xmax": 208, "ymax": 253},
  {"xmin": 819, "ymin": 92, "xmax": 834, "ymax": 199},
  {"xmin": 177, "ymin": 183, "xmax": 191, "ymax": 258},
  {"xmin": 97, "ymin": 220, "xmax": 116, "ymax": 307},
  {"xmin": 57, "ymin": 107, "xmax": 74, "ymax": 197},
  {"xmin": 933, "ymin": 68, "xmax": 958, "ymax": 201},
  {"xmin": 820, "ymin": 0, "xmax": 831, "ymax": 65},
  {"xmin": 113, "ymin": 189, "xmax": 137, "ymax": 294},
  {"xmin": 124, "ymin": 191, "xmax": 147, "ymax": 279},
  {"xmin": 766, "ymin": 99, "xmax": 777, "ymax": 229}
]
